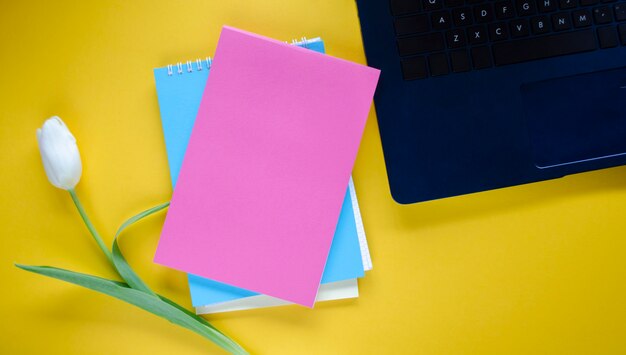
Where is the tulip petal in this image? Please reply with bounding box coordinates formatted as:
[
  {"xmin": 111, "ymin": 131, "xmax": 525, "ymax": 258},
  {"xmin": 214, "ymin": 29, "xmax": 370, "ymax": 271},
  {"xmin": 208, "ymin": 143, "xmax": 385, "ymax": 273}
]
[{"xmin": 36, "ymin": 116, "xmax": 82, "ymax": 190}]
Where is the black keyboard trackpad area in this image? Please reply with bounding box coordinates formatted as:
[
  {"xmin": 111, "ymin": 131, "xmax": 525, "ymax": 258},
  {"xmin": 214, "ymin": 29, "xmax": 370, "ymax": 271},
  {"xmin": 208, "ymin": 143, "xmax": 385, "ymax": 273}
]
[{"xmin": 521, "ymin": 67, "xmax": 626, "ymax": 169}]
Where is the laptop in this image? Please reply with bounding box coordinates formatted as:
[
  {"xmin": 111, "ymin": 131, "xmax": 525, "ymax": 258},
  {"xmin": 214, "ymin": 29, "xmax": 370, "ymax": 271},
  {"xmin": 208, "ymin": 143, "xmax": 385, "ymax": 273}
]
[{"xmin": 355, "ymin": 0, "xmax": 626, "ymax": 203}]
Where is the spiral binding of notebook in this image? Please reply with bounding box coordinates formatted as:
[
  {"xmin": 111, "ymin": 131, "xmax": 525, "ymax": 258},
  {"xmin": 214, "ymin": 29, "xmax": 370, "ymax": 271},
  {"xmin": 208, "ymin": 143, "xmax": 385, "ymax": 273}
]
[{"xmin": 165, "ymin": 37, "xmax": 321, "ymax": 76}]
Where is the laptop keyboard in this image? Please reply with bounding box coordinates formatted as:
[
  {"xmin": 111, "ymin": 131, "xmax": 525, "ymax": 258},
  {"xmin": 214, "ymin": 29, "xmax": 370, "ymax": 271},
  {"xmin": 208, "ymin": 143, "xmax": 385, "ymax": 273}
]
[{"xmin": 392, "ymin": 0, "xmax": 626, "ymax": 79}]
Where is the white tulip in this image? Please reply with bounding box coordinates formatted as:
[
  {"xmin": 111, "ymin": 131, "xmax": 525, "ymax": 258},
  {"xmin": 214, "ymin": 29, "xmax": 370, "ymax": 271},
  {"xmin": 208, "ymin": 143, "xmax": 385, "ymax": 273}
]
[{"xmin": 36, "ymin": 116, "xmax": 82, "ymax": 190}]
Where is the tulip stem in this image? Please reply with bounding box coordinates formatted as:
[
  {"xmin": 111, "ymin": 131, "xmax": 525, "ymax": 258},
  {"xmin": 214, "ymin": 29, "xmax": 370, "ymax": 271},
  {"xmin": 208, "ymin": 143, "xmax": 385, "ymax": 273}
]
[{"xmin": 68, "ymin": 188, "xmax": 114, "ymax": 265}]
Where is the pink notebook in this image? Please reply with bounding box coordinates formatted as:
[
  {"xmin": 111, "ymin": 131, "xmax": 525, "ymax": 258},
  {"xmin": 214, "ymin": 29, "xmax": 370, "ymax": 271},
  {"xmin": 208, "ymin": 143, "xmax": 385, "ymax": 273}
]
[{"xmin": 154, "ymin": 26, "xmax": 379, "ymax": 307}]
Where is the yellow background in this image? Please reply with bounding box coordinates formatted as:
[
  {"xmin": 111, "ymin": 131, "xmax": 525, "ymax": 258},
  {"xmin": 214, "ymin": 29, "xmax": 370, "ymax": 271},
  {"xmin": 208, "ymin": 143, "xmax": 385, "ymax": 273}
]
[{"xmin": 1, "ymin": 1, "xmax": 626, "ymax": 354}]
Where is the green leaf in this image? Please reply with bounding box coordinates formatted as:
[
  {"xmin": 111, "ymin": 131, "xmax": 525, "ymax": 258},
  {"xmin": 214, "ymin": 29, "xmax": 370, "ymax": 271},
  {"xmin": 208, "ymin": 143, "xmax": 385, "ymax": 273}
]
[
  {"xmin": 111, "ymin": 201, "xmax": 170, "ymax": 296},
  {"xmin": 157, "ymin": 294, "xmax": 225, "ymax": 334},
  {"xmin": 15, "ymin": 264, "xmax": 247, "ymax": 355},
  {"xmin": 110, "ymin": 202, "xmax": 226, "ymax": 334}
]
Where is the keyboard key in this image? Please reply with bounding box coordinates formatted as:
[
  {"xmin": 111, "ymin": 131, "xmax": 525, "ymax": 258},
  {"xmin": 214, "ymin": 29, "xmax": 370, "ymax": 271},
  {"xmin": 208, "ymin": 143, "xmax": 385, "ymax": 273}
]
[
  {"xmin": 489, "ymin": 22, "xmax": 511, "ymax": 40},
  {"xmin": 510, "ymin": 18, "xmax": 531, "ymax": 36},
  {"xmin": 537, "ymin": 0, "xmax": 558, "ymax": 12},
  {"xmin": 517, "ymin": 0, "xmax": 537, "ymax": 15},
  {"xmin": 531, "ymin": 15, "xmax": 552, "ymax": 33},
  {"xmin": 471, "ymin": 46, "xmax": 493, "ymax": 68},
  {"xmin": 432, "ymin": 11, "xmax": 453, "ymax": 29},
  {"xmin": 428, "ymin": 53, "xmax": 450, "ymax": 76},
  {"xmin": 594, "ymin": 6, "xmax": 613, "ymax": 24},
  {"xmin": 452, "ymin": 7, "xmax": 474, "ymax": 26},
  {"xmin": 467, "ymin": 0, "xmax": 486, "ymax": 4},
  {"xmin": 580, "ymin": 0, "xmax": 599, "ymax": 5},
  {"xmin": 559, "ymin": 0, "xmax": 577, "ymax": 9},
  {"xmin": 495, "ymin": 1, "xmax": 516, "ymax": 19},
  {"xmin": 474, "ymin": 4, "xmax": 495, "ymax": 22},
  {"xmin": 619, "ymin": 23, "xmax": 626, "ymax": 44},
  {"xmin": 598, "ymin": 26, "xmax": 619, "ymax": 47},
  {"xmin": 394, "ymin": 15, "xmax": 431, "ymax": 36},
  {"xmin": 552, "ymin": 12, "xmax": 572, "ymax": 30},
  {"xmin": 423, "ymin": 0, "xmax": 444, "ymax": 10},
  {"xmin": 615, "ymin": 3, "xmax": 626, "ymax": 21},
  {"xmin": 446, "ymin": 29, "xmax": 468, "ymax": 48},
  {"xmin": 449, "ymin": 50, "xmax": 472, "ymax": 72},
  {"xmin": 397, "ymin": 33, "xmax": 445, "ymax": 56},
  {"xmin": 445, "ymin": 0, "xmax": 466, "ymax": 7},
  {"xmin": 572, "ymin": 9, "xmax": 593, "ymax": 26},
  {"xmin": 467, "ymin": 25, "xmax": 489, "ymax": 43},
  {"xmin": 401, "ymin": 57, "xmax": 428, "ymax": 79},
  {"xmin": 493, "ymin": 29, "xmax": 596, "ymax": 65},
  {"xmin": 390, "ymin": 0, "xmax": 421, "ymax": 15}
]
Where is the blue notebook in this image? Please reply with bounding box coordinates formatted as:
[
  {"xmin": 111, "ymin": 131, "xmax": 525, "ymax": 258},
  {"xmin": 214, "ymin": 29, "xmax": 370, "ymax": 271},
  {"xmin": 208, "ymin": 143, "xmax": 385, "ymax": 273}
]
[{"xmin": 153, "ymin": 38, "xmax": 365, "ymax": 307}]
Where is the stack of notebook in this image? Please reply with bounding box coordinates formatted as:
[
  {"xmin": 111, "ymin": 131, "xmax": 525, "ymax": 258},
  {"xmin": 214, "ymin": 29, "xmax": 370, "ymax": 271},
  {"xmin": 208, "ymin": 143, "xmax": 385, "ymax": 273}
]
[{"xmin": 152, "ymin": 27, "xmax": 379, "ymax": 313}]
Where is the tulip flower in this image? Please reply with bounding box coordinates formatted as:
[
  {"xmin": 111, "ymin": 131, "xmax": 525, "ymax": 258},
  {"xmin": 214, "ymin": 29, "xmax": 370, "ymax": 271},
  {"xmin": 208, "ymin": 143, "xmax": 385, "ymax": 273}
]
[
  {"xmin": 23, "ymin": 116, "xmax": 247, "ymax": 354},
  {"xmin": 36, "ymin": 116, "xmax": 82, "ymax": 190},
  {"xmin": 36, "ymin": 116, "xmax": 113, "ymax": 263}
]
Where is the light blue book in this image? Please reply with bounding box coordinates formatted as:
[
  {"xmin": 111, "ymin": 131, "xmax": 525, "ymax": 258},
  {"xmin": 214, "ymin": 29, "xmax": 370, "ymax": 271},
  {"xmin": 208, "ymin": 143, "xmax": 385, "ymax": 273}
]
[{"xmin": 154, "ymin": 38, "xmax": 365, "ymax": 307}]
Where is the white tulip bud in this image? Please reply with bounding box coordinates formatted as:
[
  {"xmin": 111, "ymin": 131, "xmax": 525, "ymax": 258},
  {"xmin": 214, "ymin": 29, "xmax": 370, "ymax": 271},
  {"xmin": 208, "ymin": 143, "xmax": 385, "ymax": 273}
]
[{"xmin": 36, "ymin": 116, "xmax": 83, "ymax": 190}]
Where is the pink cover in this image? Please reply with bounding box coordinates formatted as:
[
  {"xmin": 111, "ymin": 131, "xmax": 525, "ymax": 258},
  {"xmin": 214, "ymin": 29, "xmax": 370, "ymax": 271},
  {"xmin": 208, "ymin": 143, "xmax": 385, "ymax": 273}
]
[{"xmin": 154, "ymin": 26, "xmax": 380, "ymax": 307}]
